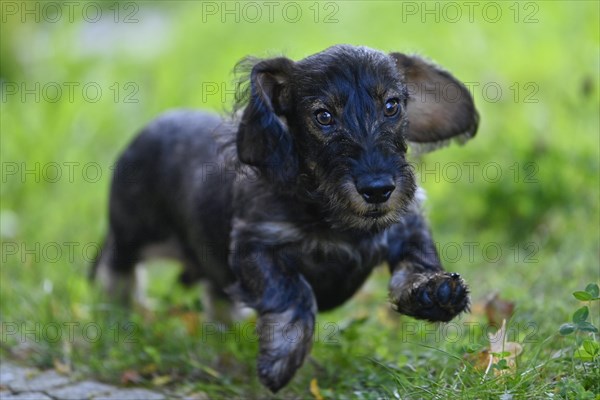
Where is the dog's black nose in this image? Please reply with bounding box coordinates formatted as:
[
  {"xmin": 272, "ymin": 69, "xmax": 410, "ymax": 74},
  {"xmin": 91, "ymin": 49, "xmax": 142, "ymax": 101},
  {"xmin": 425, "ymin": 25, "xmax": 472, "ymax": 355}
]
[{"xmin": 356, "ymin": 175, "xmax": 395, "ymax": 204}]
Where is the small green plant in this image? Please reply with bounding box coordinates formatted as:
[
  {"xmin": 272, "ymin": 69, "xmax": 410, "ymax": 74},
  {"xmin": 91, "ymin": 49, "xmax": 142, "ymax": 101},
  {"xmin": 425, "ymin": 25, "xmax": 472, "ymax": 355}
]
[{"xmin": 559, "ymin": 283, "xmax": 599, "ymax": 362}]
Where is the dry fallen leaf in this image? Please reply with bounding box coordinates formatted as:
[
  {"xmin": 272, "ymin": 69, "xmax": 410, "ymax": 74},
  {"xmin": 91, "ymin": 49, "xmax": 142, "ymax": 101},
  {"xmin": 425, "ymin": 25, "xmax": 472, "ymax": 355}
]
[
  {"xmin": 152, "ymin": 374, "xmax": 172, "ymax": 386},
  {"xmin": 180, "ymin": 311, "xmax": 201, "ymax": 336},
  {"xmin": 121, "ymin": 369, "xmax": 143, "ymax": 385},
  {"xmin": 53, "ymin": 358, "xmax": 71, "ymax": 375},
  {"xmin": 484, "ymin": 292, "xmax": 515, "ymax": 328},
  {"xmin": 467, "ymin": 348, "xmax": 492, "ymax": 372},
  {"xmin": 141, "ymin": 363, "xmax": 158, "ymax": 375},
  {"xmin": 484, "ymin": 319, "xmax": 523, "ymax": 377},
  {"xmin": 310, "ymin": 378, "xmax": 324, "ymax": 400}
]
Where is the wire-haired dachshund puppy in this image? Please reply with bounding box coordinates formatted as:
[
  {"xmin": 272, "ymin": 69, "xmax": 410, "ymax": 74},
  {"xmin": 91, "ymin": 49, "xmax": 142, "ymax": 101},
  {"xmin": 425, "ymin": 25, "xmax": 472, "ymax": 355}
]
[{"xmin": 93, "ymin": 44, "xmax": 479, "ymax": 392}]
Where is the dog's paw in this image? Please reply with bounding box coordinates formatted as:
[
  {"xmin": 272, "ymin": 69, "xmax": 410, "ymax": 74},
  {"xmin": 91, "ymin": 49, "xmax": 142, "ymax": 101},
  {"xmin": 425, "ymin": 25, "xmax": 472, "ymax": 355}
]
[
  {"xmin": 391, "ymin": 272, "xmax": 469, "ymax": 322},
  {"xmin": 256, "ymin": 311, "xmax": 314, "ymax": 392},
  {"xmin": 257, "ymin": 344, "xmax": 308, "ymax": 393}
]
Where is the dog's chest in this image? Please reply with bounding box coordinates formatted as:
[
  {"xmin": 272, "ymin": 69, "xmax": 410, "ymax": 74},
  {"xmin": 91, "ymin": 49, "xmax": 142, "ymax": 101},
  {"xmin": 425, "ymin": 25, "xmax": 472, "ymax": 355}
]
[
  {"xmin": 298, "ymin": 231, "xmax": 387, "ymax": 269},
  {"xmin": 295, "ymin": 230, "xmax": 389, "ymax": 310},
  {"xmin": 237, "ymin": 219, "xmax": 388, "ymax": 268},
  {"xmin": 230, "ymin": 217, "xmax": 390, "ymax": 310}
]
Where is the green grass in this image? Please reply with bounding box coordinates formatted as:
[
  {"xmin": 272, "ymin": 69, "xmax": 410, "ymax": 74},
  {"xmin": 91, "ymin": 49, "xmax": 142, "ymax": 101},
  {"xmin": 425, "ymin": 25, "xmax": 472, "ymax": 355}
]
[{"xmin": 1, "ymin": 1, "xmax": 599, "ymax": 398}]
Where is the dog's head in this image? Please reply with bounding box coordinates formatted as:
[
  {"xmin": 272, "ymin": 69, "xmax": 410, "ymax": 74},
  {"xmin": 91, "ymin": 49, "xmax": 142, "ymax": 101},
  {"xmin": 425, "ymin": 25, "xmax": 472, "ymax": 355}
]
[{"xmin": 236, "ymin": 45, "xmax": 479, "ymax": 231}]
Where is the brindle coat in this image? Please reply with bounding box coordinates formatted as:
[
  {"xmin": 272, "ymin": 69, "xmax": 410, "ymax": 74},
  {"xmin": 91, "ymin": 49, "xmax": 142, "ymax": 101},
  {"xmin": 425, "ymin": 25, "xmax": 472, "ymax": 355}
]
[{"xmin": 93, "ymin": 45, "xmax": 479, "ymax": 392}]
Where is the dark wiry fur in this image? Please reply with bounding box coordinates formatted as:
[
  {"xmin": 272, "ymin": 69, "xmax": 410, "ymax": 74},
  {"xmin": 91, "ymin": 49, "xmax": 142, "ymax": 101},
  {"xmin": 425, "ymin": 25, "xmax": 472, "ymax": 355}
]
[{"xmin": 92, "ymin": 45, "xmax": 479, "ymax": 392}]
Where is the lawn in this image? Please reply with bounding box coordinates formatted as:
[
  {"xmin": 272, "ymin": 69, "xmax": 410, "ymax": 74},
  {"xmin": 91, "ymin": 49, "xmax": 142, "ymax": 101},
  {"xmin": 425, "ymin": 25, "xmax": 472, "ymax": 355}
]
[{"xmin": 1, "ymin": 1, "xmax": 599, "ymax": 398}]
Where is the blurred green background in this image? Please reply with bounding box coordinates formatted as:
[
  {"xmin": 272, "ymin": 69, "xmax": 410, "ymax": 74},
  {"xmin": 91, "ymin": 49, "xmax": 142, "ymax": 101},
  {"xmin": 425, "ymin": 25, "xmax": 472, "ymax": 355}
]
[{"xmin": 1, "ymin": 1, "xmax": 599, "ymax": 398}]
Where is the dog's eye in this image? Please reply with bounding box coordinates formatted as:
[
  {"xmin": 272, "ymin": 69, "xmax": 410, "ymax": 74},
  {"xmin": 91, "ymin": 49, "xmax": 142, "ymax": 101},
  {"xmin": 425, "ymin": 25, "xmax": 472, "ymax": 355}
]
[
  {"xmin": 384, "ymin": 98, "xmax": 400, "ymax": 117},
  {"xmin": 315, "ymin": 109, "xmax": 334, "ymax": 126}
]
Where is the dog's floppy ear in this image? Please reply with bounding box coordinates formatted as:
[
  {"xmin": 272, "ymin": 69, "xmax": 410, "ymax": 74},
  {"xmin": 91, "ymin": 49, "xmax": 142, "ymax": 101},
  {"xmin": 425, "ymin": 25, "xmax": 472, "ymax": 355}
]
[
  {"xmin": 237, "ymin": 57, "xmax": 297, "ymax": 183},
  {"xmin": 390, "ymin": 53, "xmax": 479, "ymax": 152}
]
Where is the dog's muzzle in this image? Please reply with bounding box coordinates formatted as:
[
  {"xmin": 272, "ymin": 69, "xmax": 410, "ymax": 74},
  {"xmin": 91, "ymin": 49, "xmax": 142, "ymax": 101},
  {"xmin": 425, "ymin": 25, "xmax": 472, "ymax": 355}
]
[{"xmin": 355, "ymin": 174, "xmax": 395, "ymax": 204}]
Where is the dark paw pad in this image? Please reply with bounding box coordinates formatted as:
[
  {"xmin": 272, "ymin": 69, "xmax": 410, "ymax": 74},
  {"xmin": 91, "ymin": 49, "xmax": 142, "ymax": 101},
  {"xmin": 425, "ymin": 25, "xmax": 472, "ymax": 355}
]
[{"xmin": 394, "ymin": 272, "xmax": 470, "ymax": 322}]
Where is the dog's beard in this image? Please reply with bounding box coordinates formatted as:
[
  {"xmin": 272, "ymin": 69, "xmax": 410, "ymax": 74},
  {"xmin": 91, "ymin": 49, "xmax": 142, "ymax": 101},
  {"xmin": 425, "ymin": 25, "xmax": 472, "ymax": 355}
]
[{"xmin": 314, "ymin": 169, "xmax": 416, "ymax": 232}]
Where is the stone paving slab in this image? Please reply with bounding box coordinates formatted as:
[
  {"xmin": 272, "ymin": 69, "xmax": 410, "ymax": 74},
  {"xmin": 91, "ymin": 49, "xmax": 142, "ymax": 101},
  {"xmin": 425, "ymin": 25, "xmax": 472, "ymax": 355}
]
[
  {"xmin": 0, "ymin": 364, "xmax": 36, "ymax": 387},
  {"xmin": 0, "ymin": 392, "xmax": 53, "ymax": 400},
  {"xmin": 7, "ymin": 370, "xmax": 71, "ymax": 393},
  {"xmin": 94, "ymin": 388, "xmax": 166, "ymax": 400},
  {"xmin": 1, "ymin": 360, "xmax": 168, "ymax": 400},
  {"xmin": 46, "ymin": 381, "xmax": 115, "ymax": 400}
]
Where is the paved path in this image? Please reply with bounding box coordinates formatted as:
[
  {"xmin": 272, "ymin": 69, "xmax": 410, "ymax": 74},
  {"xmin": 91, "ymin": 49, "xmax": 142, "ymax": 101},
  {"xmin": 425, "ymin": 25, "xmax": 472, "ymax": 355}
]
[{"xmin": 0, "ymin": 360, "xmax": 169, "ymax": 400}]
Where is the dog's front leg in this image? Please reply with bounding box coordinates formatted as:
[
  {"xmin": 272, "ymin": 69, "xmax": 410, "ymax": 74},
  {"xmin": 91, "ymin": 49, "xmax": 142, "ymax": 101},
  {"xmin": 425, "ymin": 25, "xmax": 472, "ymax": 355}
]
[
  {"xmin": 387, "ymin": 213, "xmax": 470, "ymax": 322},
  {"xmin": 228, "ymin": 242, "xmax": 316, "ymax": 392}
]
